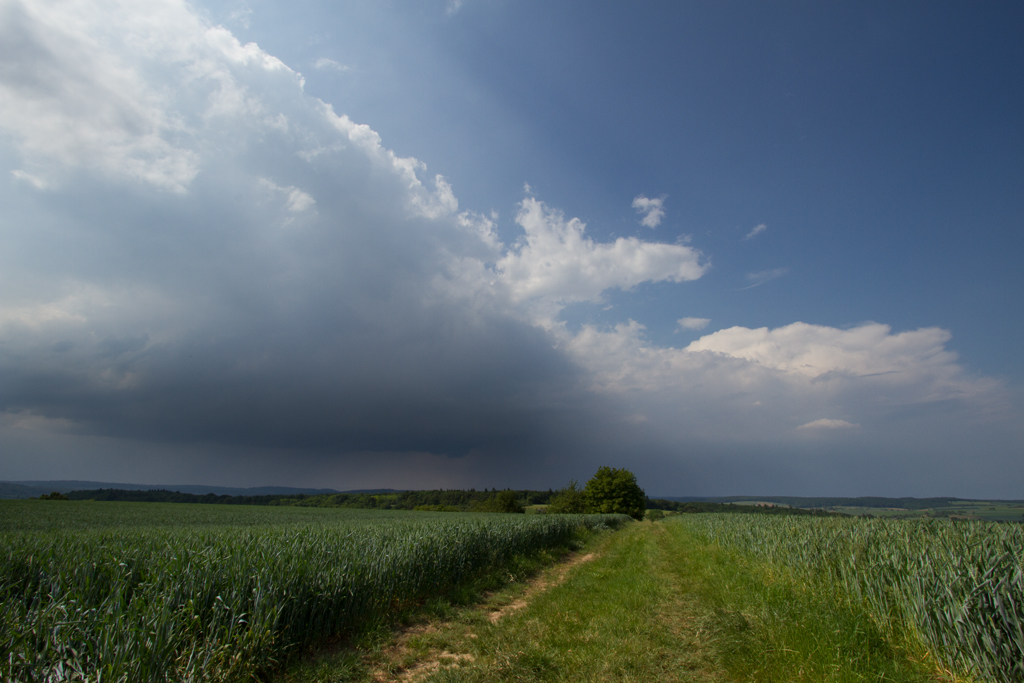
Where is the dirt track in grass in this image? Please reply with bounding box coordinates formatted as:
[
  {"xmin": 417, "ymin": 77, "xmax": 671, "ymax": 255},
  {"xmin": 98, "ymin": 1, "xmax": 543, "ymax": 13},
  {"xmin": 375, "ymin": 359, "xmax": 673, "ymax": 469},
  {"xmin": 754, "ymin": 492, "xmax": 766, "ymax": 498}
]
[
  {"xmin": 486, "ymin": 551, "xmax": 595, "ymax": 624},
  {"xmin": 282, "ymin": 520, "xmax": 954, "ymax": 683},
  {"xmin": 367, "ymin": 523, "xmax": 731, "ymax": 683},
  {"xmin": 371, "ymin": 549, "xmax": 600, "ymax": 683}
]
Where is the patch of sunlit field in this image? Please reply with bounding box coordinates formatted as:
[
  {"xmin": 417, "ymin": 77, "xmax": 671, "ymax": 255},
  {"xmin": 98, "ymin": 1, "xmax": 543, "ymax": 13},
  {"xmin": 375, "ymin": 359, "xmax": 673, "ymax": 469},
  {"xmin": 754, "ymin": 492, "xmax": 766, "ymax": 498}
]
[
  {"xmin": 940, "ymin": 502, "xmax": 1024, "ymax": 522},
  {"xmin": 832, "ymin": 502, "xmax": 1024, "ymax": 522},
  {"xmin": 0, "ymin": 499, "xmax": 627, "ymax": 683}
]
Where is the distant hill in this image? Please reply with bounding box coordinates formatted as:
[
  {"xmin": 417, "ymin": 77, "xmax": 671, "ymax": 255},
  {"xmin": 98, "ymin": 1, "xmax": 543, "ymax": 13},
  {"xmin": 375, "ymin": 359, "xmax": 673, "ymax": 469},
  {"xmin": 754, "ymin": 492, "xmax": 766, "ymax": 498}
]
[
  {"xmin": 0, "ymin": 482, "xmax": 55, "ymax": 499},
  {"xmin": 7, "ymin": 485, "xmax": 1019, "ymax": 512},
  {"xmin": 1, "ymin": 480, "xmax": 349, "ymax": 499},
  {"xmin": 718, "ymin": 496, "xmax": 965, "ymax": 510},
  {"xmin": 657, "ymin": 495, "xmax": 1024, "ymax": 510}
]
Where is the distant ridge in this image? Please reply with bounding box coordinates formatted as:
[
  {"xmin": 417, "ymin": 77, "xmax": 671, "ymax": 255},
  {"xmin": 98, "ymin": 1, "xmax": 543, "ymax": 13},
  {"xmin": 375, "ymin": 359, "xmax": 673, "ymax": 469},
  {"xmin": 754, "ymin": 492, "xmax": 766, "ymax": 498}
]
[
  {"xmin": 655, "ymin": 495, "xmax": 1024, "ymax": 509},
  {"xmin": 1, "ymin": 480, "xmax": 349, "ymax": 499},
  {"xmin": 6, "ymin": 486, "xmax": 1018, "ymax": 508}
]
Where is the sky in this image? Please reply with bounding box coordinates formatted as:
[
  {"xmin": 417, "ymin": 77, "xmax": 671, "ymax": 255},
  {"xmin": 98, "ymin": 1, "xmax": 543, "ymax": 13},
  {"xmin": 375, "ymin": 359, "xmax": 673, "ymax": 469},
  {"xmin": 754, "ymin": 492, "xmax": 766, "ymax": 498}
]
[{"xmin": 1, "ymin": 0, "xmax": 1022, "ymax": 497}]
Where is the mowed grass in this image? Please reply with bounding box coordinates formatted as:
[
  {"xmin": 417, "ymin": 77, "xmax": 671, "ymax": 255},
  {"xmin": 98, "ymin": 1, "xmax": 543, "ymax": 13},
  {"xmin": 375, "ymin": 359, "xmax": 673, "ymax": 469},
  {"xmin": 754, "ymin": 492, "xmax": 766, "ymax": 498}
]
[{"xmin": 0, "ymin": 500, "xmax": 627, "ymax": 683}]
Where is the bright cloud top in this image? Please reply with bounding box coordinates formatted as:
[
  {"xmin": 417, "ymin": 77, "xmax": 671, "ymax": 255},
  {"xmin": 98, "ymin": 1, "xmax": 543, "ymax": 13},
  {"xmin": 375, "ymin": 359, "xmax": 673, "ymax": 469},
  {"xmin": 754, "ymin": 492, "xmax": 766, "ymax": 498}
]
[
  {"xmin": 566, "ymin": 319, "xmax": 1003, "ymax": 445},
  {"xmin": 687, "ymin": 322, "xmax": 966, "ymax": 385},
  {"xmin": 631, "ymin": 195, "xmax": 665, "ymax": 228},
  {"xmin": 0, "ymin": 0, "xmax": 302, "ymax": 192},
  {"xmin": 496, "ymin": 197, "xmax": 707, "ymax": 311},
  {"xmin": 572, "ymin": 320, "xmax": 980, "ymax": 394}
]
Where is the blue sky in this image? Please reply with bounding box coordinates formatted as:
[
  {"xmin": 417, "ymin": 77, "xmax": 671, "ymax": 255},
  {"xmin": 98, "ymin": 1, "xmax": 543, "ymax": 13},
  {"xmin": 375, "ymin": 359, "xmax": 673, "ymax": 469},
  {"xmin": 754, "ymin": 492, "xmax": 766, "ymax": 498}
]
[
  {"xmin": 219, "ymin": 0, "xmax": 1023, "ymax": 371},
  {"xmin": 1, "ymin": 0, "xmax": 1021, "ymax": 496}
]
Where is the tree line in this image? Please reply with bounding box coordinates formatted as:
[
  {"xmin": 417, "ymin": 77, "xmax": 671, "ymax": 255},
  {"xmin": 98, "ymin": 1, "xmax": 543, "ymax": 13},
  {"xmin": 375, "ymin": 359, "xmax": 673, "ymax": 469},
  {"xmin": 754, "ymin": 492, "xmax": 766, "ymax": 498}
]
[{"xmin": 58, "ymin": 467, "xmax": 841, "ymax": 519}]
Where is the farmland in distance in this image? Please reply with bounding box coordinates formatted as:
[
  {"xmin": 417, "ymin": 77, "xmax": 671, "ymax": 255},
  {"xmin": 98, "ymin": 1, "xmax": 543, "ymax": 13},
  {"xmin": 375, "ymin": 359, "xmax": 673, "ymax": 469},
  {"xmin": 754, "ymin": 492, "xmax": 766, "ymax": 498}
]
[{"xmin": 678, "ymin": 496, "xmax": 1024, "ymax": 522}]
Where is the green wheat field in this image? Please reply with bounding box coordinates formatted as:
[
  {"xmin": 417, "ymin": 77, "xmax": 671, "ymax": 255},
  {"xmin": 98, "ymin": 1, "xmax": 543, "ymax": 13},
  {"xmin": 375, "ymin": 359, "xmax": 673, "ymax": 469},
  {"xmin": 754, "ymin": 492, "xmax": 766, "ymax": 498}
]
[{"xmin": 2, "ymin": 501, "xmax": 1022, "ymax": 682}]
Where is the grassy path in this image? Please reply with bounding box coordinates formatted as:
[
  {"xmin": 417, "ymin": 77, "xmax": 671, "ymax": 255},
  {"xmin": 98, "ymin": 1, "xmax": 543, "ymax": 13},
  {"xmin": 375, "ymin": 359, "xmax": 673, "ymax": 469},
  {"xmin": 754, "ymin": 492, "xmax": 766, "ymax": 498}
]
[
  {"xmin": 282, "ymin": 520, "xmax": 951, "ymax": 683},
  {"xmin": 406, "ymin": 522, "xmax": 729, "ymax": 683},
  {"xmin": 282, "ymin": 522, "xmax": 724, "ymax": 682}
]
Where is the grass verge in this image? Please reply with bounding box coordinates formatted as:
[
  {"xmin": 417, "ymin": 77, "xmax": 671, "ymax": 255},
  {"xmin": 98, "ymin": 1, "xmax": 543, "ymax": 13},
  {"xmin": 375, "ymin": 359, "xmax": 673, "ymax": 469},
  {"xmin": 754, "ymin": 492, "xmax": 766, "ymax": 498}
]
[{"xmin": 658, "ymin": 520, "xmax": 951, "ymax": 683}]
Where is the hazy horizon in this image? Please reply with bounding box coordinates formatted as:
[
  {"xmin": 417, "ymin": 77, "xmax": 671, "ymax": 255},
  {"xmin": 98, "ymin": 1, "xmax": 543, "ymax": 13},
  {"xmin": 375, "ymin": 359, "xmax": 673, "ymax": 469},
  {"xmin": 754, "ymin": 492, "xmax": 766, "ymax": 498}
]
[
  {"xmin": 1, "ymin": 0, "xmax": 1021, "ymax": 497},
  {"xmin": 9, "ymin": 478, "xmax": 1023, "ymax": 502}
]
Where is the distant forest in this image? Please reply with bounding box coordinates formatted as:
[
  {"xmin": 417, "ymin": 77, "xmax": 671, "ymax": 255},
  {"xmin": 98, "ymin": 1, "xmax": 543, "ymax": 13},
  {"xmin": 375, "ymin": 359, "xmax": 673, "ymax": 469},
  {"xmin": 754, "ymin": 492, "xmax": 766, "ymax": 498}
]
[
  {"xmin": 60, "ymin": 487, "xmax": 842, "ymax": 516},
  {"xmin": 697, "ymin": 496, "xmax": 969, "ymax": 510}
]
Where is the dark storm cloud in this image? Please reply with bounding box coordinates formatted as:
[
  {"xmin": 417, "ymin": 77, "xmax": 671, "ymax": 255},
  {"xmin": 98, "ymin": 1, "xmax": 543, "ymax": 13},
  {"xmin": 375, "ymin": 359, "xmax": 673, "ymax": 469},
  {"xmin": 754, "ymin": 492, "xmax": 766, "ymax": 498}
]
[
  {"xmin": 0, "ymin": 297, "xmax": 591, "ymax": 454},
  {"xmin": 0, "ymin": 144, "xmax": 603, "ymax": 458},
  {"xmin": 1, "ymin": 0, "xmax": 1019, "ymax": 495},
  {"xmin": 0, "ymin": 1, "xmax": 665, "ymax": 473}
]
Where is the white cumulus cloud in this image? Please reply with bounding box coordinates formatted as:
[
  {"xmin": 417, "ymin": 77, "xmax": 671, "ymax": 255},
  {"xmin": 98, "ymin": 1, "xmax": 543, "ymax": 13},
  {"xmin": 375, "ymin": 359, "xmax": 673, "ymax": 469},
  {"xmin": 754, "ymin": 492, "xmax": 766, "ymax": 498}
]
[
  {"xmin": 686, "ymin": 322, "xmax": 968, "ymax": 386},
  {"xmin": 566, "ymin": 320, "xmax": 1004, "ymax": 443},
  {"xmin": 495, "ymin": 197, "xmax": 707, "ymax": 319},
  {"xmin": 0, "ymin": 0, "xmax": 305, "ymax": 193},
  {"xmin": 632, "ymin": 195, "xmax": 665, "ymax": 228}
]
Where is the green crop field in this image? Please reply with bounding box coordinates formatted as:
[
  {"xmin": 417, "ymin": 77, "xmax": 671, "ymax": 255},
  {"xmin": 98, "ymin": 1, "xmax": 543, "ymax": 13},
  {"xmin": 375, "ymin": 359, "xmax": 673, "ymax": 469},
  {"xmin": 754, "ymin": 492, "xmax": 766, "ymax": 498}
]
[
  {"xmin": 5, "ymin": 500, "xmax": 1023, "ymax": 683},
  {"xmin": 674, "ymin": 514, "xmax": 1024, "ymax": 683},
  {"xmin": 828, "ymin": 501, "xmax": 1024, "ymax": 522},
  {"xmin": 0, "ymin": 500, "xmax": 627, "ymax": 683},
  {"xmin": 286, "ymin": 514, "xmax": 1024, "ymax": 683},
  {"xmin": 711, "ymin": 496, "xmax": 1024, "ymax": 522}
]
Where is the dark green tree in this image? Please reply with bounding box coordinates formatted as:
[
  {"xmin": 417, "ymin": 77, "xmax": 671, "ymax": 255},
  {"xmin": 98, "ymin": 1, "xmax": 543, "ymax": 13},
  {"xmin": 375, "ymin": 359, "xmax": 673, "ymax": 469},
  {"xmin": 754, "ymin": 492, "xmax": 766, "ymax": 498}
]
[
  {"xmin": 546, "ymin": 480, "xmax": 587, "ymax": 514},
  {"xmin": 583, "ymin": 467, "xmax": 645, "ymax": 520},
  {"xmin": 473, "ymin": 490, "xmax": 525, "ymax": 513}
]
